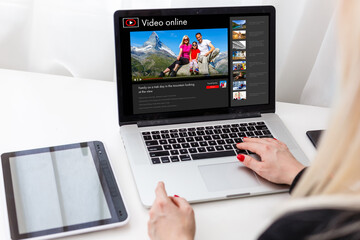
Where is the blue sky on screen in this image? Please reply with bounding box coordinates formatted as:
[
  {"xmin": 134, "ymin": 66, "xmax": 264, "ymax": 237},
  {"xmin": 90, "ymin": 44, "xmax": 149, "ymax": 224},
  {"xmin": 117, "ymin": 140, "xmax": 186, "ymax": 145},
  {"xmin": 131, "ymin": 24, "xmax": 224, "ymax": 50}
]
[
  {"xmin": 233, "ymin": 20, "xmax": 246, "ymax": 26},
  {"xmin": 131, "ymin": 28, "xmax": 228, "ymax": 53}
]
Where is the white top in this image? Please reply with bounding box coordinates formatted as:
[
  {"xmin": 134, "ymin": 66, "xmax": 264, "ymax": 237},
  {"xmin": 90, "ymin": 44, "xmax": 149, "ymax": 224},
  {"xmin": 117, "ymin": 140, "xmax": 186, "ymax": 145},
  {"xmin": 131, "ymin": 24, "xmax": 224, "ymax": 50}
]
[
  {"xmin": 0, "ymin": 68, "xmax": 331, "ymax": 240},
  {"xmin": 198, "ymin": 39, "xmax": 212, "ymax": 55}
]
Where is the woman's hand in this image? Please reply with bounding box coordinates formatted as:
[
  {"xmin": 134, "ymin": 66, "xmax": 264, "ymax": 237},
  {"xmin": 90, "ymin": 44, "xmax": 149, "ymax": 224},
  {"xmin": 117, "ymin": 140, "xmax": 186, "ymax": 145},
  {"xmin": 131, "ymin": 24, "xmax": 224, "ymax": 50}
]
[
  {"xmin": 148, "ymin": 182, "xmax": 195, "ymax": 240},
  {"xmin": 237, "ymin": 138, "xmax": 305, "ymax": 185}
]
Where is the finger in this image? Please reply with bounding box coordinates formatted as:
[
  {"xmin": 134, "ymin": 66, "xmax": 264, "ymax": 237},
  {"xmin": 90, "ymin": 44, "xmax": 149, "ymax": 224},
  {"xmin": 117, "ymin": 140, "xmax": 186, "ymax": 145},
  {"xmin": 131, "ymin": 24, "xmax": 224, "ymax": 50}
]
[
  {"xmin": 238, "ymin": 154, "xmax": 262, "ymax": 173},
  {"xmin": 155, "ymin": 181, "xmax": 169, "ymax": 201},
  {"xmin": 243, "ymin": 137, "xmax": 276, "ymax": 144},
  {"xmin": 171, "ymin": 196, "xmax": 192, "ymax": 210},
  {"xmin": 236, "ymin": 141, "xmax": 266, "ymax": 155}
]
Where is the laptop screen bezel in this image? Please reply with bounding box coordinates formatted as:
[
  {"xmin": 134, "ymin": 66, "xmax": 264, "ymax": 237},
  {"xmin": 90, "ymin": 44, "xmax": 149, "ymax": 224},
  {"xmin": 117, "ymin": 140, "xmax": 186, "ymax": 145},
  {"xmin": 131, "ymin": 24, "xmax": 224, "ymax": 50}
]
[{"xmin": 114, "ymin": 6, "xmax": 276, "ymax": 125}]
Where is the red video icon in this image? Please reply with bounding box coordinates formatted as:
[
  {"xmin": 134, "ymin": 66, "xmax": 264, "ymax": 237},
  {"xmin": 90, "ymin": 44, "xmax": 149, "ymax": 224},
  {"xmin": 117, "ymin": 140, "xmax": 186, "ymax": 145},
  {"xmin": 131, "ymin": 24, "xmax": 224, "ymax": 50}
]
[{"xmin": 123, "ymin": 18, "xmax": 139, "ymax": 28}]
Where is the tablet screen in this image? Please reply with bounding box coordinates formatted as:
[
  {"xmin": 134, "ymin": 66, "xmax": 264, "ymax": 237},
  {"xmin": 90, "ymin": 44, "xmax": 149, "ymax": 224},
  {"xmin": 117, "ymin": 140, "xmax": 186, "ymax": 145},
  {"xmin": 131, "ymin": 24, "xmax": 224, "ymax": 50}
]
[{"xmin": 2, "ymin": 142, "xmax": 128, "ymax": 239}]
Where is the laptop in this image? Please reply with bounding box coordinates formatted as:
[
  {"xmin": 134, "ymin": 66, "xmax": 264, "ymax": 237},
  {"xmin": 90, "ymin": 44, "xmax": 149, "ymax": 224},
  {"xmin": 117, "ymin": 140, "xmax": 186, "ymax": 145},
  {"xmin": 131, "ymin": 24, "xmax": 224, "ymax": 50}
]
[{"xmin": 114, "ymin": 6, "xmax": 309, "ymax": 207}]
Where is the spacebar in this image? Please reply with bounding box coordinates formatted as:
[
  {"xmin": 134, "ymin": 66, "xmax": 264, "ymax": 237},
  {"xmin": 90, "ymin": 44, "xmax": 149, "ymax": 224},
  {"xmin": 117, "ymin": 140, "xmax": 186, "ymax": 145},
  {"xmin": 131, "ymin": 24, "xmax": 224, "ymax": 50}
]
[{"xmin": 191, "ymin": 150, "xmax": 236, "ymax": 160}]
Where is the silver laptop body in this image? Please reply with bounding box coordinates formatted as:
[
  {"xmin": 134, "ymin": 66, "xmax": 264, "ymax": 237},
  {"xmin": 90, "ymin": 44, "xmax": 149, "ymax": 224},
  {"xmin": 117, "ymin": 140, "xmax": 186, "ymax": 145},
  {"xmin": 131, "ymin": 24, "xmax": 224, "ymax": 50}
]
[{"xmin": 114, "ymin": 6, "xmax": 309, "ymax": 207}]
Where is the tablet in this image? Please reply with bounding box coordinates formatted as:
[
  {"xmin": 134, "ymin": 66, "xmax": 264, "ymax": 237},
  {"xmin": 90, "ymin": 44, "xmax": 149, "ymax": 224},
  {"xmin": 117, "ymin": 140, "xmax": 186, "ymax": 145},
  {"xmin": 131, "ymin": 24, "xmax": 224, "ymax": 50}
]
[{"xmin": 1, "ymin": 141, "xmax": 129, "ymax": 240}]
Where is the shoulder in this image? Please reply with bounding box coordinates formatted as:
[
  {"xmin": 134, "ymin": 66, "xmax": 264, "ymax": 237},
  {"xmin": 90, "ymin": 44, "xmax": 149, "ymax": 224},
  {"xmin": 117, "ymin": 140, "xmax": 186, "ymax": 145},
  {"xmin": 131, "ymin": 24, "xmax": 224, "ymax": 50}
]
[
  {"xmin": 203, "ymin": 39, "xmax": 211, "ymax": 44},
  {"xmin": 258, "ymin": 208, "xmax": 360, "ymax": 240}
]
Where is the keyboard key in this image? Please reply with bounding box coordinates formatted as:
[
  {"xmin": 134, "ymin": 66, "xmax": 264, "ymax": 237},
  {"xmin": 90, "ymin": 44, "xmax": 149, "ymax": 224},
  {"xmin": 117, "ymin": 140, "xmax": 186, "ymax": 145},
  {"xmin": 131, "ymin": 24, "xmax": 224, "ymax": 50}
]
[
  {"xmin": 159, "ymin": 139, "xmax": 167, "ymax": 144},
  {"xmin": 220, "ymin": 134, "xmax": 229, "ymax": 139},
  {"xmin": 150, "ymin": 151, "xmax": 170, "ymax": 157},
  {"xmin": 245, "ymin": 132, "xmax": 255, "ymax": 137},
  {"xmin": 187, "ymin": 128, "xmax": 196, "ymax": 131},
  {"xmin": 199, "ymin": 141, "xmax": 208, "ymax": 146},
  {"xmin": 249, "ymin": 122, "xmax": 256, "ymax": 126},
  {"xmin": 180, "ymin": 155, "xmax": 191, "ymax": 161},
  {"xmin": 177, "ymin": 138, "xmax": 186, "ymax": 143},
  {"xmin": 148, "ymin": 146, "xmax": 163, "ymax": 152},
  {"xmin": 197, "ymin": 147, "xmax": 206, "ymax": 152},
  {"xmin": 196, "ymin": 127, "xmax": 205, "ymax": 130},
  {"xmin": 170, "ymin": 150, "xmax": 179, "ymax": 155},
  {"xmin": 222, "ymin": 128, "xmax": 230, "ymax": 133},
  {"xmin": 239, "ymin": 127, "xmax": 247, "ymax": 131},
  {"xmin": 205, "ymin": 126, "xmax": 214, "ymax": 129},
  {"xmin": 213, "ymin": 129, "xmax": 222, "ymax": 134},
  {"xmin": 247, "ymin": 126, "xmax": 255, "ymax": 131},
  {"xmin": 263, "ymin": 130, "xmax": 271, "ymax": 135},
  {"xmin": 188, "ymin": 132, "xmax": 196, "ymax": 136},
  {"xmin": 226, "ymin": 139, "xmax": 235, "ymax": 144},
  {"xmin": 145, "ymin": 140, "xmax": 159, "ymax": 146},
  {"xmin": 212, "ymin": 135, "xmax": 220, "ymax": 140},
  {"xmin": 173, "ymin": 144, "xmax": 181, "ymax": 149},
  {"xmin": 206, "ymin": 146, "xmax": 215, "ymax": 151},
  {"xmin": 186, "ymin": 137, "xmax": 195, "ymax": 142},
  {"xmin": 179, "ymin": 128, "xmax": 187, "ymax": 132},
  {"xmin": 234, "ymin": 138, "xmax": 243, "ymax": 143},
  {"xmin": 181, "ymin": 143, "xmax": 190, "ymax": 148},
  {"xmin": 170, "ymin": 129, "xmax": 178, "ymax": 133},
  {"xmin": 203, "ymin": 136, "xmax": 211, "ymax": 141},
  {"xmin": 161, "ymin": 134, "xmax": 170, "ymax": 138},
  {"xmin": 214, "ymin": 125, "xmax": 222, "ymax": 129},
  {"xmin": 151, "ymin": 158, "xmax": 161, "ymax": 164},
  {"xmin": 240, "ymin": 123, "xmax": 248, "ymax": 127},
  {"xmin": 230, "ymin": 128, "xmax": 239, "ymax": 132},
  {"xmin": 153, "ymin": 135, "xmax": 161, "ymax": 140},
  {"xmin": 208, "ymin": 141, "xmax": 217, "ymax": 146},
  {"xmin": 254, "ymin": 131, "xmax": 263, "ymax": 136},
  {"xmin": 189, "ymin": 148, "xmax": 197, "ymax": 153},
  {"xmin": 164, "ymin": 145, "xmax": 172, "ymax": 150},
  {"xmin": 229, "ymin": 133, "xmax": 238, "ymax": 138},
  {"xmin": 179, "ymin": 132, "xmax": 187, "ymax": 137},
  {"xmin": 168, "ymin": 139, "xmax": 176, "ymax": 144},
  {"xmin": 142, "ymin": 132, "xmax": 151, "ymax": 135},
  {"xmin": 192, "ymin": 150, "xmax": 235, "ymax": 160},
  {"xmin": 223, "ymin": 125, "xmax": 231, "ymax": 128},
  {"xmin": 224, "ymin": 144, "xmax": 233, "ymax": 150},
  {"xmin": 231, "ymin": 124, "xmax": 239, "ymax": 127},
  {"xmin": 238, "ymin": 132, "xmax": 246, "ymax": 137},
  {"xmin": 190, "ymin": 142, "xmax": 199, "ymax": 147},
  {"xmin": 161, "ymin": 157, "xmax": 170, "ymax": 163},
  {"xmin": 161, "ymin": 130, "xmax": 169, "ymax": 133},
  {"xmin": 215, "ymin": 146, "xmax": 224, "ymax": 151},
  {"xmin": 171, "ymin": 133, "xmax": 179, "ymax": 138},
  {"xmin": 217, "ymin": 140, "xmax": 225, "ymax": 145},
  {"xmin": 256, "ymin": 122, "xmax": 265, "ymax": 125},
  {"xmin": 195, "ymin": 136, "xmax": 203, "ymax": 141},
  {"xmin": 170, "ymin": 156, "xmax": 180, "ymax": 162},
  {"xmin": 151, "ymin": 131, "xmax": 160, "ymax": 134},
  {"xmin": 196, "ymin": 131, "xmax": 205, "ymax": 136},
  {"xmin": 143, "ymin": 135, "xmax": 152, "ymax": 140},
  {"xmin": 180, "ymin": 149, "xmax": 188, "ymax": 154},
  {"xmin": 255, "ymin": 125, "xmax": 268, "ymax": 130},
  {"xmin": 205, "ymin": 130, "xmax": 214, "ymax": 135}
]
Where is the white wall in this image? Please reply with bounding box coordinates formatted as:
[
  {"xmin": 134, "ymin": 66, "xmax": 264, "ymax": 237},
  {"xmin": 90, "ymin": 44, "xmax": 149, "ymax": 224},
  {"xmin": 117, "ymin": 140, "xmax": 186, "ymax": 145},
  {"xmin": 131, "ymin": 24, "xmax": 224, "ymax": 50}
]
[{"xmin": 0, "ymin": 0, "xmax": 338, "ymax": 106}]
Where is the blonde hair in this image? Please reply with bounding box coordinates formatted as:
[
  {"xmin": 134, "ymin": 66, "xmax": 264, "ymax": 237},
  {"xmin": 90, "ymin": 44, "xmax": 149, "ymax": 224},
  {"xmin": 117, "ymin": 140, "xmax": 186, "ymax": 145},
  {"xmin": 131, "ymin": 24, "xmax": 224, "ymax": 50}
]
[
  {"xmin": 292, "ymin": 0, "xmax": 360, "ymax": 199},
  {"xmin": 179, "ymin": 35, "xmax": 190, "ymax": 47}
]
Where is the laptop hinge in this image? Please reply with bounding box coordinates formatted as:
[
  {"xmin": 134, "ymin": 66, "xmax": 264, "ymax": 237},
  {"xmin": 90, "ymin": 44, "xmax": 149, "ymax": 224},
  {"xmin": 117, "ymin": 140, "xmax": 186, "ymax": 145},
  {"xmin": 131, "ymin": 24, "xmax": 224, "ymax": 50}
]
[{"xmin": 137, "ymin": 112, "xmax": 261, "ymax": 127}]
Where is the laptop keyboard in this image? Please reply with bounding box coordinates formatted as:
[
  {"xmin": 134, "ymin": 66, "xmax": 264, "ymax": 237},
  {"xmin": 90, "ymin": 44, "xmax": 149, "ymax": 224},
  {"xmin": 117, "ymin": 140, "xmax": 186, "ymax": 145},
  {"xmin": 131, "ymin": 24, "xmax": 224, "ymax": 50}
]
[{"xmin": 142, "ymin": 122, "xmax": 273, "ymax": 164}]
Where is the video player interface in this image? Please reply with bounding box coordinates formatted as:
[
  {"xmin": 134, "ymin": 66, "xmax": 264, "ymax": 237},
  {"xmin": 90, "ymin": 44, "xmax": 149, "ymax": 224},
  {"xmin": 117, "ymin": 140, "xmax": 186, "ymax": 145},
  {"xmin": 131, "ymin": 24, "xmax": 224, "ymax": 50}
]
[{"xmin": 118, "ymin": 13, "xmax": 269, "ymax": 115}]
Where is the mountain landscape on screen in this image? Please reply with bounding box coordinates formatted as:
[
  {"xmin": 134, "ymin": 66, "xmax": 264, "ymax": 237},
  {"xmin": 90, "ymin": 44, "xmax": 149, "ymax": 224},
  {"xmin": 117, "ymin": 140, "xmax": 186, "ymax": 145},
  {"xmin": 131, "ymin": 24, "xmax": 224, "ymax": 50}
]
[{"xmin": 131, "ymin": 32, "xmax": 228, "ymax": 79}]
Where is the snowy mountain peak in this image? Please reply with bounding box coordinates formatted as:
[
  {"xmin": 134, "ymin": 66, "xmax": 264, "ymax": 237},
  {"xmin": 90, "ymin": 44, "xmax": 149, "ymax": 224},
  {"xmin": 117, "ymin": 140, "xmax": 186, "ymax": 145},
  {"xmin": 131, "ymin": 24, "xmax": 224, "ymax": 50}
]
[{"xmin": 132, "ymin": 32, "xmax": 176, "ymax": 58}]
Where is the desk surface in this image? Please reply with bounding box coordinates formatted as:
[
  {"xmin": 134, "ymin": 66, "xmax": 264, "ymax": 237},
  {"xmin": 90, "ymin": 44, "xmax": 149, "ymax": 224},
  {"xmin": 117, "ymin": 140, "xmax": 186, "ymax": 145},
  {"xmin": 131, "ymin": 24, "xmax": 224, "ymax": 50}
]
[{"xmin": 0, "ymin": 69, "xmax": 331, "ymax": 240}]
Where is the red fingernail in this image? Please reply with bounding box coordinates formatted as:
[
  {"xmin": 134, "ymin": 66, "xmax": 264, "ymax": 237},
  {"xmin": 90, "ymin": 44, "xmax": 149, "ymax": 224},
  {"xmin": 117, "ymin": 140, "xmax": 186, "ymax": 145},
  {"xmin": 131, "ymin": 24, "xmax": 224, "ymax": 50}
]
[
  {"xmin": 174, "ymin": 195, "xmax": 179, "ymax": 197},
  {"xmin": 274, "ymin": 138, "xmax": 277, "ymax": 140},
  {"xmin": 237, "ymin": 154, "xmax": 245, "ymax": 162},
  {"xmin": 244, "ymin": 137, "xmax": 248, "ymax": 138}
]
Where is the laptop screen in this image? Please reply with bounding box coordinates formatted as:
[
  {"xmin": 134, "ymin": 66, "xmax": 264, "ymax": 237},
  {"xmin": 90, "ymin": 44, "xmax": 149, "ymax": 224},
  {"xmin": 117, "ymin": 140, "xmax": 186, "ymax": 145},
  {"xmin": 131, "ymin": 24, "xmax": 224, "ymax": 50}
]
[{"xmin": 114, "ymin": 7, "xmax": 275, "ymax": 124}]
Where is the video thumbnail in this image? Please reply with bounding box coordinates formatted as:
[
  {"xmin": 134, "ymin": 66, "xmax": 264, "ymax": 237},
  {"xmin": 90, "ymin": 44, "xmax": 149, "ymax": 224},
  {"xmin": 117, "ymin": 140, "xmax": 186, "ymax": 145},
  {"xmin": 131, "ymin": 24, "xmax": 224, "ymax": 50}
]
[
  {"xmin": 233, "ymin": 81, "xmax": 246, "ymax": 90},
  {"xmin": 233, "ymin": 71, "xmax": 246, "ymax": 80},
  {"xmin": 233, "ymin": 91, "xmax": 246, "ymax": 100},
  {"xmin": 232, "ymin": 20, "xmax": 246, "ymax": 29},
  {"xmin": 233, "ymin": 61, "xmax": 246, "ymax": 71},
  {"xmin": 233, "ymin": 50, "xmax": 246, "ymax": 60},
  {"xmin": 232, "ymin": 30, "xmax": 246, "ymax": 40}
]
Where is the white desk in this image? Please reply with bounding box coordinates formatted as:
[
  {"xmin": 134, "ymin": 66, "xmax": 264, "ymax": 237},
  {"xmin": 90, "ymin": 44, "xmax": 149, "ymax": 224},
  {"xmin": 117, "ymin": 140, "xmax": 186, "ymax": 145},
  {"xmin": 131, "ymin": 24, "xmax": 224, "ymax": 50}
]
[{"xmin": 0, "ymin": 69, "xmax": 331, "ymax": 240}]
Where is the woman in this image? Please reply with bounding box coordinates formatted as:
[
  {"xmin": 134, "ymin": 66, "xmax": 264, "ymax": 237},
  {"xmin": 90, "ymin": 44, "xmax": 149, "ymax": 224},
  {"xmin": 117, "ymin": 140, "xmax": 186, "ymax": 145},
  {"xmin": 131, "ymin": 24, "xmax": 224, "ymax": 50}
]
[
  {"xmin": 148, "ymin": 1, "xmax": 360, "ymax": 239},
  {"xmin": 159, "ymin": 35, "xmax": 191, "ymax": 77}
]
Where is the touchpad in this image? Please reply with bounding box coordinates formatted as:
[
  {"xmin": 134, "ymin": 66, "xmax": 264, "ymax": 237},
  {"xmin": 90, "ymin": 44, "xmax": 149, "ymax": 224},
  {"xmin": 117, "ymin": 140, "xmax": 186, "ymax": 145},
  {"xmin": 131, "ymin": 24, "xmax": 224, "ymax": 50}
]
[{"xmin": 198, "ymin": 162, "xmax": 260, "ymax": 192}]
